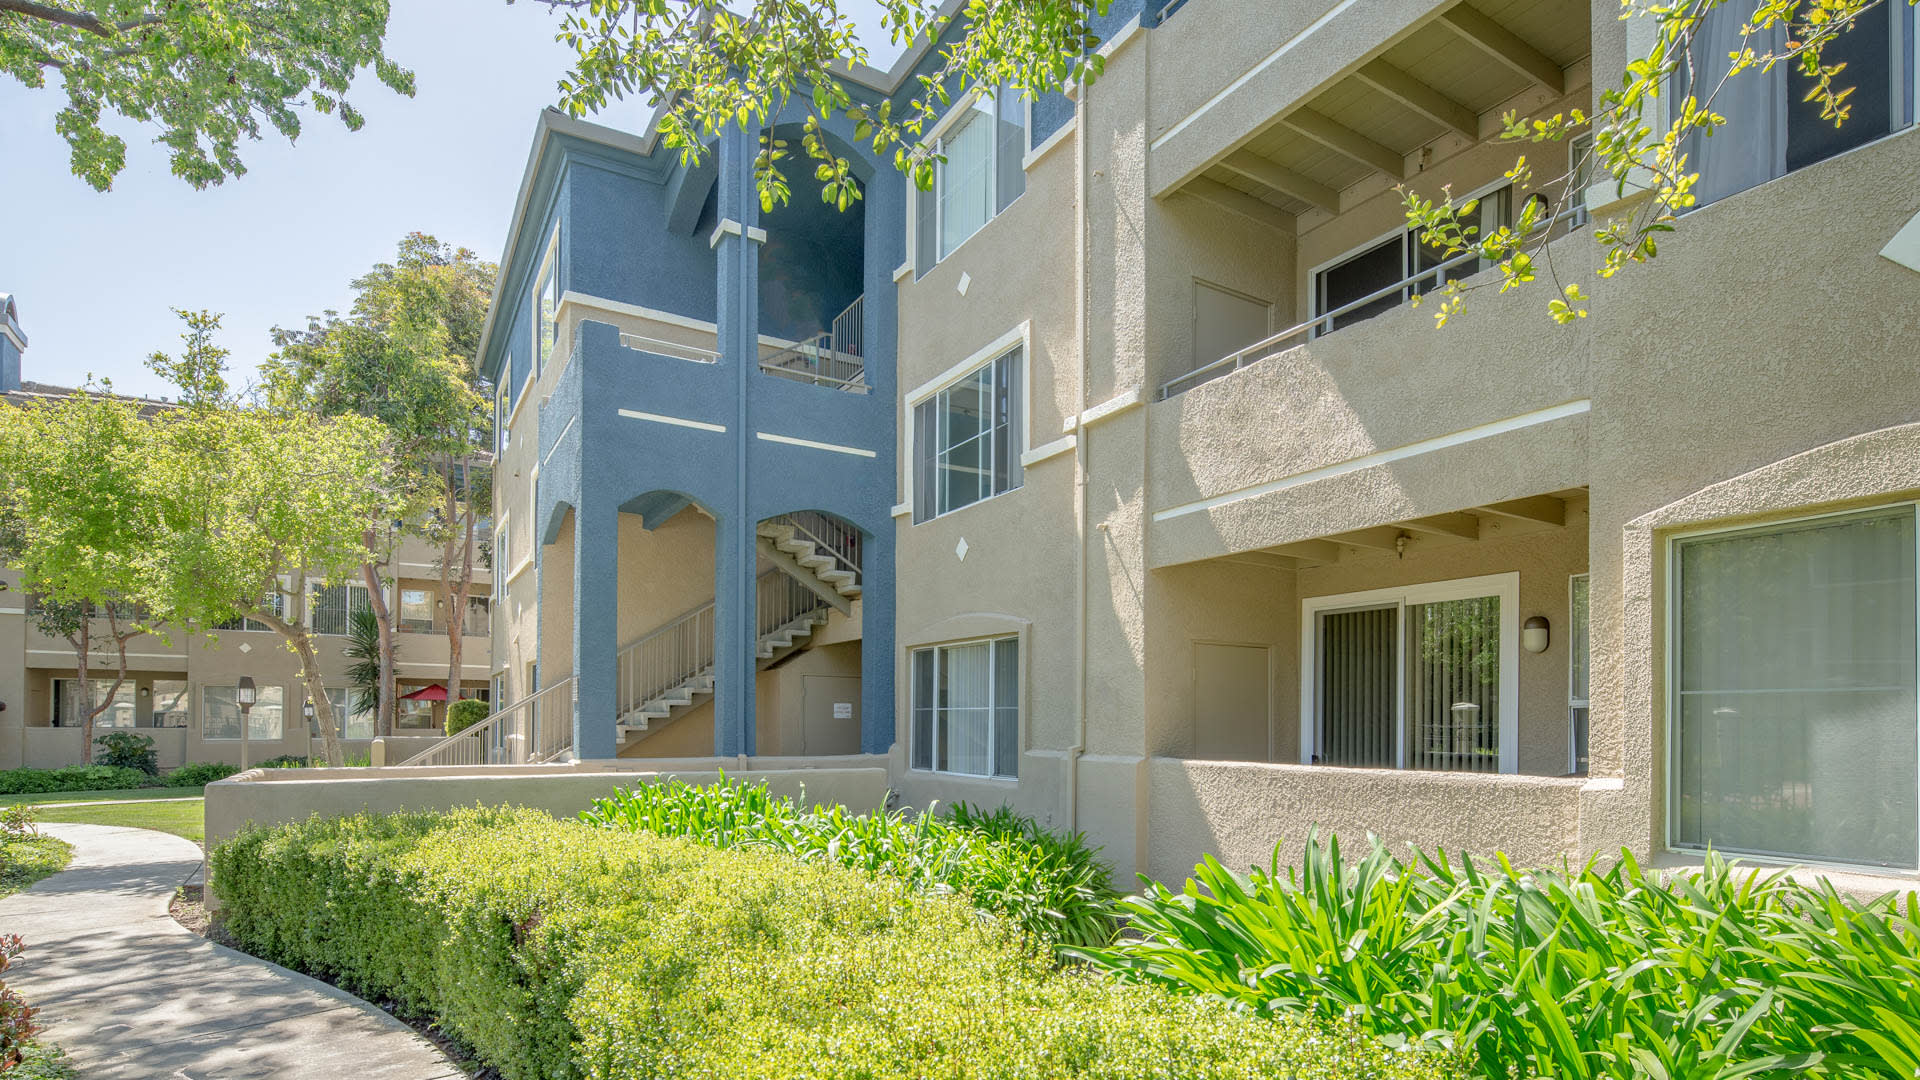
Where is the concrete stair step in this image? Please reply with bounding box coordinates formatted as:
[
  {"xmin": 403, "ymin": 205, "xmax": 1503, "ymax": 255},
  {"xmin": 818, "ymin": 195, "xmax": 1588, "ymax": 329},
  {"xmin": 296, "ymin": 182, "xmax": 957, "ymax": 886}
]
[{"xmin": 817, "ymin": 568, "xmax": 855, "ymax": 586}]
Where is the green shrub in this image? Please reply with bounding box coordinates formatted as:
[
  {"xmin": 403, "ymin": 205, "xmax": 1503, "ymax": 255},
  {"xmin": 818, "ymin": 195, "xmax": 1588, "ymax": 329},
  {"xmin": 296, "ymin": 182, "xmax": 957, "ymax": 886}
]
[
  {"xmin": 8, "ymin": 1040, "xmax": 77, "ymax": 1080},
  {"xmin": 1076, "ymin": 829, "xmax": 1920, "ymax": 1079},
  {"xmin": 164, "ymin": 762, "xmax": 240, "ymax": 787},
  {"xmin": 0, "ymin": 764, "xmax": 157, "ymax": 795},
  {"xmin": 92, "ymin": 732, "xmax": 158, "ymax": 775},
  {"xmin": 257, "ymin": 754, "xmax": 309, "ymax": 769},
  {"xmin": 444, "ymin": 698, "xmax": 488, "ymax": 735},
  {"xmin": 579, "ymin": 774, "xmax": 1119, "ymax": 949},
  {"xmin": 212, "ymin": 809, "xmax": 1456, "ymax": 1080}
]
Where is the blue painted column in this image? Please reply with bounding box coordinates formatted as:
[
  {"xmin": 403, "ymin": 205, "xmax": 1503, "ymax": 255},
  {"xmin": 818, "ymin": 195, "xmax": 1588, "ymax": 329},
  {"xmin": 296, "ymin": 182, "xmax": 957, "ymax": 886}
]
[
  {"xmin": 571, "ymin": 496, "xmax": 619, "ymax": 759},
  {"xmin": 713, "ymin": 124, "xmax": 763, "ymax": 757}
]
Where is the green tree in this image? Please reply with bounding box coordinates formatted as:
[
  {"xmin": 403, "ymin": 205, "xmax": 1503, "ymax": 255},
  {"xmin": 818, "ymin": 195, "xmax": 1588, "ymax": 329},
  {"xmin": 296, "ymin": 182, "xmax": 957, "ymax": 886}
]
[
  {"xmin": 1401, "ymin": 0, "xmax": 1910, "ymax": 325},
  {"xmin": 266, "ymin": 233, "xmax": 497, "ymax": 726},
  {"xmin": 142, "ymin": 312, "xmax": 396, "ymax": 767},
  {"xmin": 1, "ymin": 0, "xmax": 415, "ymax": 191},
  {"xmin": 0, "ymin": 384, "xmax": 154, "ymax": 762}
]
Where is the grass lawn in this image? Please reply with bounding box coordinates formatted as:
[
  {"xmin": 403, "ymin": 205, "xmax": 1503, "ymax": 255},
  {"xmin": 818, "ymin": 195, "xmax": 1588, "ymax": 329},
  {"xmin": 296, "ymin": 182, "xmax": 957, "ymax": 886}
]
[
  {"xmin": 36, "ymin": 798, "xmax": 205, "ymax": 846},
  {"xmin": 1, "ymin": 832, "xmax": 74, "ymax": 898},
  {"xmin": 0, "ymin": 786, "xmax": 204, "ymax": 807}
]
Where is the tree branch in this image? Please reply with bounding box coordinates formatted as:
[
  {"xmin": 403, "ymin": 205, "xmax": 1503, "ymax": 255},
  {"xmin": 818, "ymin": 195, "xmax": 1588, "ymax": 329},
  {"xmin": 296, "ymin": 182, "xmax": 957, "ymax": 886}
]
[{"xmin": 0, "ymin": 0, "xmax": 157, "ymax": 38}]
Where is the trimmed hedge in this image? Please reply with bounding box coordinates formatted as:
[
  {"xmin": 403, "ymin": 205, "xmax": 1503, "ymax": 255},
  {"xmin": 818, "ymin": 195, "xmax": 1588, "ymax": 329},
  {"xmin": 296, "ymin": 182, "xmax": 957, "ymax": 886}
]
[
  {"xmin": 164, "ymin": 762, "xmax": 241, "ymax": 787},
  {"xmin": 212, "ymin": 808, "xmax": 1459, "ymax": 1080},
  {"xmin": 0, "ymin": 765, "xmax": 157, "ymax": 795}
]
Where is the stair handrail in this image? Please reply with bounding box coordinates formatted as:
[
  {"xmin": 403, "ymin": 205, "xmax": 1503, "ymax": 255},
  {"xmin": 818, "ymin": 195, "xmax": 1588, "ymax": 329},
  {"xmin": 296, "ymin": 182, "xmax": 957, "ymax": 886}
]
[
  {"xmin": 394, "ymin": 678, "xmax": 576, "ymax": 767},
  {"xmin": 769, "ymin": 512, "xmax": 862, "ymax": 584},
  {"xmin": 616, "ymin": 567, "xmax": 835, "ymax": 719}
]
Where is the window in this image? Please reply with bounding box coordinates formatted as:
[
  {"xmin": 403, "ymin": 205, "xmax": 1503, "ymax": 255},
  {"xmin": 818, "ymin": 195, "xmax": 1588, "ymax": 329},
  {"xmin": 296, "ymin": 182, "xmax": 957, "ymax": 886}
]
[
  {"xmin": 495, "ymin": 518, "xmax": 511, "ymax": 601},
  {"xmin": 397, "ymin": 687, "xmax": 436, "ymax": 730},
  {"xmin": 214, "ymin": 588, "xmax": 284, "ymax": 632},
  {"xmin": 52, "ymin": 679, "xmax": 137, "ymax": 729},
  {"xmin": 203, "ymin": 683, "xmax": 284, "ymax": 741},
  {"xmin": 153, "ymin": 680, "xmax": 189, "ymax": 728},
  {"xmin": 465, "ymin": 596, "xmax": 491, "ymax": 637},
  {"xmin": 1313, "ymin": 185, "xmax": 1513, "ymax": 333},
  {"xmin": 1680, "ymin": 6, "xmax": 1914, "ymax": 208},
  {"xmin": 1672, "ymin": 506, "xmax": 1918, "ymax": 869},
  {"xmin": 911, "ymin": 345, "xmax": 1023, "ymax": 522},
  {"xmin": 492, "ymin": 671, "xmax": 508, "ymax": 710},
  {"xmin": 910, "ymin": 637, "xmax": 1019, "ymax": 778},
  {"xmin": 399, "ymin": 588, "xmax": 435, "ymax": 632},
  {"xmin": 497, "ymin": 377, "xmax": 511, "ymax": 453},
  {"xmin": 1569, "ymin": 574, "xmax": 1591, "ymax": 775},
  {"xmin": 309, "ymin": 582, "xmax": 372, "ymax": 636},
  {"xmin": 325, "ymin": 687, "xmax": 374, "ymax": 741},
  {"xmin": 915, "ymin": 86, "xmax": 1027, "ymax": 274},
  {"xmin": 1302, "ymin": 574, "xmax": 1518, "ymax": 774},
  {"xmin": 533, "ymin": 227, "xmax": 560, "ymax": 376}
]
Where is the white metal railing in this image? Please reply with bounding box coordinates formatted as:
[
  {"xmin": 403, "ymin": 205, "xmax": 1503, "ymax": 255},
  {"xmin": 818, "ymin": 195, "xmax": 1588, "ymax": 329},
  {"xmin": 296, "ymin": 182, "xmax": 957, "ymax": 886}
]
[
  {"xmin": 619, "ymin": 331, "xmax": 721, "ymax": 364},
  {"xmin": 395, "ymin": 678, "xmax": 575, "ymax": 767},
  {"xmin": 1159, "ymin": 210, "xmax": 1588, "ymax": 399},
  {"xmin": 769, "ymin": 511, "xmax": 862, "ymax": 584},
  {"xmin": 760, "ymin": 295, "xmax": 867, "ymax": 392},
  {"xmin": 615, "ymin": 569, "xmax": 832, "ymax": 720}
]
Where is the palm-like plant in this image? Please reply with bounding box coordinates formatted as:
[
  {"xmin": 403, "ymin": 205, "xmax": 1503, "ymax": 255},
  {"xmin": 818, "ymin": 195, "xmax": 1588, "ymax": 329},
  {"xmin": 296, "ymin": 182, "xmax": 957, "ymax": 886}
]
[{"xmin": 343, "ymin": 607, "xmax": 385, "ymax": 720}]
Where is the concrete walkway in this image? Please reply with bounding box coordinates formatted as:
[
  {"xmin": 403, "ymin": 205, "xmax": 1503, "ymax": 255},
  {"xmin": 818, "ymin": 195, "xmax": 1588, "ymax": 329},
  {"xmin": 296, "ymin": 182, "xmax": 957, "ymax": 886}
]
[{"xmin": 0, "ymin": 823, "xmax": 464, "ymax": 1079}]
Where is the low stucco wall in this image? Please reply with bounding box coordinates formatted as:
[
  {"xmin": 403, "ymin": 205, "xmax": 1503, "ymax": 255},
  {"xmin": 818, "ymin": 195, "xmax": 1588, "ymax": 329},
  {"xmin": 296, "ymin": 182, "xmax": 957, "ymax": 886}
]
[
  {"xmin": 1146, "ymin": 757, "xmax": 1588, "ymax": 884},
  {"xmin": 203, "ymin": 755, "xmax": 891, "ymax": 904}
]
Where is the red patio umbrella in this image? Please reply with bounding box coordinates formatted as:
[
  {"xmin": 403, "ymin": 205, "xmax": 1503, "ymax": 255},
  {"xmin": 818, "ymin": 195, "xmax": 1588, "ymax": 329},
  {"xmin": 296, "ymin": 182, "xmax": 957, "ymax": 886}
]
[{"xmin": 400, "ymin": 683, "xmax": 449, "ymax": 702}]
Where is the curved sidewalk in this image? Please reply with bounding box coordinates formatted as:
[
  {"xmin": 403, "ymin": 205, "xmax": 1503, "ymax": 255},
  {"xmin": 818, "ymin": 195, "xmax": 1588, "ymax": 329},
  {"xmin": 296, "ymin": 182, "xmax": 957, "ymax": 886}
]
[{"xmin": 0, "ymin": 823, "xmax": 463, "ymax": 1079}]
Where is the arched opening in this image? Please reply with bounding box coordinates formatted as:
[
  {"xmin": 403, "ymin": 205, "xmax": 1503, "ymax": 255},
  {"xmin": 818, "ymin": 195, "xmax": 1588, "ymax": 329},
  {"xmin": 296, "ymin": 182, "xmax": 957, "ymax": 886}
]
[{"xmin": 752, "ymin": 509, "xmax": 867, "ymax": 756}]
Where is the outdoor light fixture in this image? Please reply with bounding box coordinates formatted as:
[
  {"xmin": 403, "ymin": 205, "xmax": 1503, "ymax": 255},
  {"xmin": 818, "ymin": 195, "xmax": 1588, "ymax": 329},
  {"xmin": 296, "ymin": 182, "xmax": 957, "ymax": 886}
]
[
  {"xmin": 1522, "ymin": 616, "xmax": 1551, "ymax": 654},
  {"xmin": 305, "ymin": 701, "xmax": 318, "ymax": 737},
  {"xmin": 236, "ymin": 676, "xmax": 257, "ymax": 771}
]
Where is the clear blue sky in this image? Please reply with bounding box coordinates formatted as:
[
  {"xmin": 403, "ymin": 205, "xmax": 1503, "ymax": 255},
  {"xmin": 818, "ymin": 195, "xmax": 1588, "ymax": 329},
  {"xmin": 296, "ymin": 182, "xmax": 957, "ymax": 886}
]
[{"xmin": 0, "ymin": 1, "xmax": 897, "ymax": 400}]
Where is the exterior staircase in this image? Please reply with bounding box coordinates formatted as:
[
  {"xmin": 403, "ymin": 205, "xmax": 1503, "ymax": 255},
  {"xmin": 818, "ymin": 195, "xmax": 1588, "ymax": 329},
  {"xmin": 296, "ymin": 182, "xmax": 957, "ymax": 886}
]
[{"xmin": 614, "ymin": 513, "xmax": 862, "ymax": 747}]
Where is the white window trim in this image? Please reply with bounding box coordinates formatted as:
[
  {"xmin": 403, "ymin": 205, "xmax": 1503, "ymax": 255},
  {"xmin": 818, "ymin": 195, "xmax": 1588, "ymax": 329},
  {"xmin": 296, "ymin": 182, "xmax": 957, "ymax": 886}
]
[
  {"xmin": 902, "ymin": 322, "xmax": 1031, "ymax": 521},
  {"xmin": 1661, "ymin": 501, "xmax": 1920, "ymax": 874},
  {"xmin": 532, "ymin": 225, "xmax": 561, "ymax": 379},
  {"xmin": 494, "ymin": 512, "xmax": 511, "ymax": 603},
  {"xmin": 910, "ymin": 86, "xmax": 1028, "ymax": 274},
  {"xmin": 1297, "ymin": 572, "xmax": 1520, "ymax": 774},
  {"xmin": 908, "ymin": 634, "xmax": 1022, "ymax": 781},
  {"xmin": 1568, "ymin": 572, "xmax": 1589, "ymax": 775},
  {"xmin": 1306, "ymin": 175, "xmax": 1516, "ymax": 334}
]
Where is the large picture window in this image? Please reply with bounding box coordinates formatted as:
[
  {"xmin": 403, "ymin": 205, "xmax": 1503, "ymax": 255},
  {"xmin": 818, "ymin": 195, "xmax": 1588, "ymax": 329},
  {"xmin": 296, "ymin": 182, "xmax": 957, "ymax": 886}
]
[
  {"xmin": 52, "ymin": 679, "xmax": 137, "ymax": 729},
  {"xmin": 203, "ymin": 683, "xmax": 284, "ymax": 741},
  {"xmin": 1673, "ymin": 506, "xmax": 1919, "ymax": 869},
  {"xmin": 326, "ymin": 687, "xmax": 374, "ymax": 741},
  {"xmin": 1680, "ymin": 5, "xmax": 1914, "ymax": 207},
  {"xmin": 1302, "ymin": 574, "xmax": 1519, "ymax": 774},
  {"xmin": 915, "ymin": 87, "xmax": 1027, "ymax": 274},
  {"xmin": 911, "ymin": 345, "xmax": 1023, "ymax": 522},
  {"xmin": 911, "ymin": 637, "xmax": 1019, "ymax": 778}
]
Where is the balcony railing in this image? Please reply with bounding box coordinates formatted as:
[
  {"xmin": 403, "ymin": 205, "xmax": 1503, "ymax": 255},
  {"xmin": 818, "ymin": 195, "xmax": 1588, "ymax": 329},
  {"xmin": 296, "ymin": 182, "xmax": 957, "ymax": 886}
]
[
  {"xmin": 768, "ymin": 511, "xmax": 862, "ymax": 585},
  {"xmin": 395, "ymin": 678, "xmax": 575, "ymax": 767},
  {"xmin": 1159, "ymin": 210, "xmax": 1586, "ymax": 400},
  {"xmin": 760, "ymin": 295, "xmax": 868, "ymax": 392}
]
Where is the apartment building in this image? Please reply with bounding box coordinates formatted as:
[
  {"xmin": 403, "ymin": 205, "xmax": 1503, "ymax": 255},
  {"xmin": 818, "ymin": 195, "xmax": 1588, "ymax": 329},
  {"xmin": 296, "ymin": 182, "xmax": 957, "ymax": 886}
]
[
  {"xmin": 0, "ymin": 316, "xmax": 494, "ymax": 770},
  {"xmin": 478, "ymin": 0, "xmax": 1920, "ymax": 884}
]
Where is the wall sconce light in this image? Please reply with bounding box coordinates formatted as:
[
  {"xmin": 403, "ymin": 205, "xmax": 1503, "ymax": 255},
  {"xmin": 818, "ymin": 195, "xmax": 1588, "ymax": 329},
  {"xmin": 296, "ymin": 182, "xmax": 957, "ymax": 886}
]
[
  {"xmin": 139, "ymin": 686, "xmax": 151, "ymax": 698},
  {"xmin": 1522, "ymin": 615, "xmax": 1551, "ymax": 654}
]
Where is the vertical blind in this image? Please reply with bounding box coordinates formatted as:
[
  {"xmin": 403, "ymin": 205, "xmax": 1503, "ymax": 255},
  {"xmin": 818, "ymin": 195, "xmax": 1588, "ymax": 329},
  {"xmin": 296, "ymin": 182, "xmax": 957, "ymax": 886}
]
[
  {"xmin": 1405, "ymin": 596, "xmax": 1501, "ymax": 774},
  {"xmin": 910, "ymin": 637, "xmax": 1020, "ymax": 779},
  {"xmin": 1317, "ymin": 607, "xmax": 1397, "ymax": 767},
  {"xmin": 1676, "ymin": 507, "xmax": 1919, "ymax": 868}
]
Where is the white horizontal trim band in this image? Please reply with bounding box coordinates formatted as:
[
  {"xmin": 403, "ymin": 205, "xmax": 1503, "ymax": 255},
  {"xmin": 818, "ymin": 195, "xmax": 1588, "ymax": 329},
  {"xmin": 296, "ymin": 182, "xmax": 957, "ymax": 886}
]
[
  {"xmin": 891, "ymin": 501, "xmax": 913, "ymax": 518},
  {"xmin": 618, "ymin": 409, "xmax": 727, "ymax": 433},
  {"xmin": 28, "ymin": 650, "xmax": 184, "ymax": 660},
  {"xmin": 1153, "ymin": 399, "xmax": 1591, "ymax": 522},
  {"xmin": 756, "ymin": 431, "xmax": 879, "ymax": 458},
  {"xmin": 1021, "ymin": 434, "xmax": 1077, "ymax": 467},
  {"xmin": 1149, "ymin": 0, "xmax": 1365, "ymax": 153},
  {"xmin": 1065, "ymin": 388, "xmax": 1142, "ymax": 433},
  {"xmin": 543, "ymin": 413, "xmax": 577, "ymax": 465}
]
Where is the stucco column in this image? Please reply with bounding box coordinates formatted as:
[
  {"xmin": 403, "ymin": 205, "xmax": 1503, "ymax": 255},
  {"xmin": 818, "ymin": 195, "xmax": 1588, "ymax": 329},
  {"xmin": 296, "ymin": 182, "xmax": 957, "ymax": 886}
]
[
  {"xmin": 570, "ymin": 498, "xmax": 619, "ymax": 759},
  {"xmin": 713, "ymin": 124, "xmax": 763, "ymax": 756}
]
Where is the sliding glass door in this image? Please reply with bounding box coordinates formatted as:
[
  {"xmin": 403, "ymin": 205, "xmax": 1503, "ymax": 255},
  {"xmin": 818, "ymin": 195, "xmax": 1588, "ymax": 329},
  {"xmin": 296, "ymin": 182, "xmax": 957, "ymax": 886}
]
[{"xmin": 1674, "ymin": 506, "xmax": 1919, "ymax": 868}]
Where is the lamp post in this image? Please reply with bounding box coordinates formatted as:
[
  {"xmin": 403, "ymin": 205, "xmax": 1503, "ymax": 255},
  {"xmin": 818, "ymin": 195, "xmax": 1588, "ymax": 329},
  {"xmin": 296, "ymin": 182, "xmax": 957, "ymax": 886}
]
[{"xmin": 236, "ymin": 676, "xmax": 256, "ymax": 772}]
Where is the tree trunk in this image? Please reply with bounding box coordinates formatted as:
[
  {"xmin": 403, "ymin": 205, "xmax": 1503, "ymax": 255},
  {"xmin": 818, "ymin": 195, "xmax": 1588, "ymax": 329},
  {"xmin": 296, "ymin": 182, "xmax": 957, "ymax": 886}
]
[
  {"xmin": 360, "ymin": 529, "xmax": 396, "ymax": 738},
  {"xmin": 68, "ymin": 617, "xmax": 93, "ymax": 765},
  {"xmin": 258, "ymin": 595, "xmax": 345, "ymax": 769},
  {"xmin": 438, "ymin": 456, "xmax": 478, "ymax": 715},
  {"xmin": 83, "ymin": 605, "xmax": 137, "ymax": 763}
]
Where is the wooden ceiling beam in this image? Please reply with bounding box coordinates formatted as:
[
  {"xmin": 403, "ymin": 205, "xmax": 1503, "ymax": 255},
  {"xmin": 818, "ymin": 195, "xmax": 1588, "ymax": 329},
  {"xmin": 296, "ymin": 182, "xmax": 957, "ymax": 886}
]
[
  {"xmin": 1279, "ymin": 109, "xmax": 1407, "ymax": 179},
  {"xmin": 1398, "ymin": 512, "xmax": 1481, "ymax": 540},
  {"xmin": 1263, "ymin": 539, "xmax": 1344, "ymax": 564},
  {"xmin": 1326, "ymin": 526, "xmax": 1410, "ymax": 553},
  {"xmin": 1436, "ymin": 4, "xmax": 1565, "ymax": 94},
  {"xmin": 1353, "ymin": 59, "xmax": 1479, "ymax": 139},
  {"xmin": 1477, "ymin": 495, "xmax": 1566, "ymax": 526},
  {"xmin": 1216, "ymin": 151, "xmax": 1341, "ymax": 213},
  {"xmin": 1180, "ymin": 176, "xmax": 1303, "ymax": 232}
]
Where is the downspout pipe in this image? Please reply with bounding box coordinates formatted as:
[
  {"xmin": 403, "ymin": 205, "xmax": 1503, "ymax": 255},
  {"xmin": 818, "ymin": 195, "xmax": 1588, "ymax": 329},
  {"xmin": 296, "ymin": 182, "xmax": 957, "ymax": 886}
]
[{"xmin": 1066, "ymin": 52, "xmax": 1093, "ymax": 835}]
